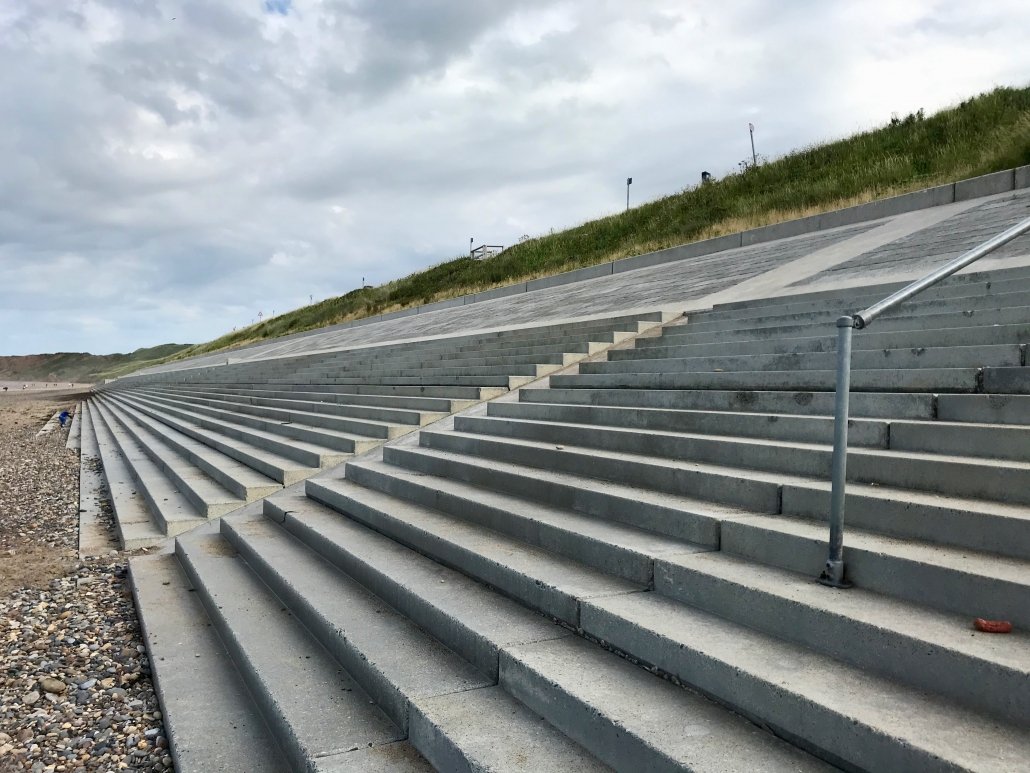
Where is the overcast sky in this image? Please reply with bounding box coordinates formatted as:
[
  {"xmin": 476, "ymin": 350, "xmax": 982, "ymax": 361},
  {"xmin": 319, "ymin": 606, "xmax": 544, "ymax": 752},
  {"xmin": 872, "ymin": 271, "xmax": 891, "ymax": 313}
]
[{"xmin": 2, "ymin": 1, "xmax": 1028, "ymax": 355}]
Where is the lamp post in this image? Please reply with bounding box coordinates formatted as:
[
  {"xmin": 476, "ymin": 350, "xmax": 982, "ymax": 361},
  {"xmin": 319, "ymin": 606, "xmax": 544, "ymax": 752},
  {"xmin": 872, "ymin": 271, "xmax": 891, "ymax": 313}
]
[
  {"xmin": 749, "ymin": 122, "xmax": 757, "ymax": 166},
  {"xmin": 626, "ymin": 177, "xmax": 632, "ymax": 211}
]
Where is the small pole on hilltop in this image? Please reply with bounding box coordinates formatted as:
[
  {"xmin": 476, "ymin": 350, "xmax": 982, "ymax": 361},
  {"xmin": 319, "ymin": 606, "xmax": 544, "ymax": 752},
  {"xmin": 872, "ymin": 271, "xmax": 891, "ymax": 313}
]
[
  {"xmin": 626, "ymin": 177, "xmax": 632, "ymax": 211},
  {"xmin": 470, "ymin": 237, "xmax": 474, "ymax": 257},
  {"xmin": 749, "ymin": 122, "xmax": 757, "ymax": 166}
]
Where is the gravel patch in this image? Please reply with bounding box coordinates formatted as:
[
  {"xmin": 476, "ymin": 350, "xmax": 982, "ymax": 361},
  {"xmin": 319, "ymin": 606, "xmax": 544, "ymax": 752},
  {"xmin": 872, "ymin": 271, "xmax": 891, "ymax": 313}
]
[{"xmin": 0, "ymin": 397, "xmax": 171, "ymax": 772}]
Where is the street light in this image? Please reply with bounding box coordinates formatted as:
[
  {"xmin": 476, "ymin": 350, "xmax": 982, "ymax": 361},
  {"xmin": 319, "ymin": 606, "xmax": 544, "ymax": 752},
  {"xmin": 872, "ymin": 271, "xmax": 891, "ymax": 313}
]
[
  {"xmin": 749, "ymin": 122, "xmax": 757, "ymax": 166},
  {"xmin": 626, "ymin": 177, "xmax": 632, "ymax": 211}
]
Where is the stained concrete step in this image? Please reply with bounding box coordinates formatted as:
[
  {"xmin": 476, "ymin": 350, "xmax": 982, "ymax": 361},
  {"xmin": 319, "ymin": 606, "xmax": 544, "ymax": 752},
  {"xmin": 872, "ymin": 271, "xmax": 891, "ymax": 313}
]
[
  {"xmin": 109, "ymin": 392, "xmax": 319, "ymax": 485},
  {"xmin": 656, "ymin": 551, "xmax": 1030, "ymax": 725},
  {"xmin": 488, "ymin": 399, "xmax": 892, "ymax": 447},
  {"xmin": 119, "ymin": 391, "xmax": 353, "ymax": 467},
  {"xmin": 129, "ymin": 553, "xmax": 289, "ymax": 773},
  {"xmin": 613, "ymin": 322, "xmax": 1030, "ymax": 361},
  {"xmin": 90, "ymin": 400, "xmax": 206, "ymax": 538},
  {"xmin": 86, "ymin": 400, "xmax": 171, "ymax": 549},
  {"xmin": 99, "ymin": 397, "xmax": 282, "ymax": 502},
  {"xmin": 138, "ymin": 388, "xmax": 413, "ymax": 440},
  {"xmin": 304, "ymin": 476, "xmax": 643, "ymax": 627},
  {"xmin": 584, "ymin": 344, "xmax": 1024, "ymax": 375},
  {"xmin": 260, "ymin": 494, "xmax": 831, "ymax": 772},
  {"xmin": 133, "ymin": 389, "xmax": 385, "ymax": 454},
  {"xmin": 720, "ymin": 515, "xmax": 1030, "ymax": 627},
  {"xmin": 451, "ymin": 415, "xmax": 1030, "ymax": 505},
  {"xmin": 550, "ymin": 367, "xmax": 983, "ymax": 393},
  {"xmin": 174, "ymin": 529, "xmax": 430, "ymax": 772},
  {"xmin": 345, "ymin": 458, "xmax": 706, "ymax": 585},
  {"xmin": 519, "ymin": 387, "xmax": 937, "ymax": 419},
  {"xmin": 97, "ymin": 397, "xmax": 246, "ymax": 518},
  {"xmin": 581, "ymin": 591, "xmax": 1030, "ymax": 772},
  {"xmin": 938, "ymin": 393, "xmax": 1030, "ymax": 424}
]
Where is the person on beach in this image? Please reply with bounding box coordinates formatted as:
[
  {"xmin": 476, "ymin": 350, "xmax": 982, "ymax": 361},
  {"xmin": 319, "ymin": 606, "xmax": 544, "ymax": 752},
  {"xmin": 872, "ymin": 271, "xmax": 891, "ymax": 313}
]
[{"xmin": 59, "ymin": 410, "xmax": 71, "ymax": 427}]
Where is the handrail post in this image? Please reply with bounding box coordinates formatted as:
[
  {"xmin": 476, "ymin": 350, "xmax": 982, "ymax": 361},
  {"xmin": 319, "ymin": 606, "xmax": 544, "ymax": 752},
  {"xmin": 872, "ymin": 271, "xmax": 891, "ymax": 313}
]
[{"xmin": 818, "ymin": 315, "xmax": 857, "ymax": 588}]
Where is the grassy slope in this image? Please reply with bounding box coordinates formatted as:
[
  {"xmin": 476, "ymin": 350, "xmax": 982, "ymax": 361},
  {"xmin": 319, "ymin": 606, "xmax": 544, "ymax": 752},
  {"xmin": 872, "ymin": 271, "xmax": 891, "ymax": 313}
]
[
  {"xmin": 168, "ymin": 85, "xmax": 1030, "ymax": 363},
  {"xmin": 0, "ymin": 344, "xmax": 193, "ymax": 384}
]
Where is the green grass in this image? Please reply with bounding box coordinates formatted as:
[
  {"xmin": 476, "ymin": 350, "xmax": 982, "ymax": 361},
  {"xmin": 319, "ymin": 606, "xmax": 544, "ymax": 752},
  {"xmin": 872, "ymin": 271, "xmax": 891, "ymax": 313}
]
[{"xmin": 167, "ymin": 85, "xmax": 1030, "ymax": 363}]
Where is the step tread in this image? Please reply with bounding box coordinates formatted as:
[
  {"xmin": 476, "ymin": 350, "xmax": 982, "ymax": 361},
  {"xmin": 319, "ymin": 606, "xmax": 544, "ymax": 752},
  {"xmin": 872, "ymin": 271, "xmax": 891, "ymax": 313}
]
[
  {"xmin": 583, "ymin": 591, "xmax": 1030, "ymax": 770},
  {"xmin": 129, "ymin": 553, "xmax": 287, "ymax": 773}
]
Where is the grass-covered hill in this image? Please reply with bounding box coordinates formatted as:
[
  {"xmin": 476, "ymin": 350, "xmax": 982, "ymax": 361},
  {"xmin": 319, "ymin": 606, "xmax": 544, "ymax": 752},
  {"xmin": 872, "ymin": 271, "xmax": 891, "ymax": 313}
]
[
  {"xmin": 168, "ymin": 85, "xmax": 1030, "ymax": 363},
  {"xmin": 0, "ymin": 344, "xmax": 192, "ymax": 384}
]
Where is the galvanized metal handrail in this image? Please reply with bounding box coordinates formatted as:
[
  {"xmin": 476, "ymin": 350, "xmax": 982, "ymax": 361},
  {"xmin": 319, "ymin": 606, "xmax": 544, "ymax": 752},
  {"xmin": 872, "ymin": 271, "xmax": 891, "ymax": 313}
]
[{"xmin": 818, "ymin": 214, "xmax": 1030, "ymax": 588}]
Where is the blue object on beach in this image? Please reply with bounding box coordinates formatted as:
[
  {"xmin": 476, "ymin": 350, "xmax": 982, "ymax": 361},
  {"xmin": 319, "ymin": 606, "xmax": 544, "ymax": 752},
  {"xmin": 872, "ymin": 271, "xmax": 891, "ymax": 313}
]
[{"xmin": 59, "ymin": 410, "xmax": 71, "ymax": 427}]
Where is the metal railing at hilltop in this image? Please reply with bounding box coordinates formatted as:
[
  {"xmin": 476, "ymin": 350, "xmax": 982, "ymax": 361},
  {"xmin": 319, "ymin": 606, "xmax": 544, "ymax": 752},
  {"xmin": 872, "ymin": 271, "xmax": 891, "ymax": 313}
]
[{"xmin": 819, "ymin": 214, "xmax": 1030, "ymax": 588}]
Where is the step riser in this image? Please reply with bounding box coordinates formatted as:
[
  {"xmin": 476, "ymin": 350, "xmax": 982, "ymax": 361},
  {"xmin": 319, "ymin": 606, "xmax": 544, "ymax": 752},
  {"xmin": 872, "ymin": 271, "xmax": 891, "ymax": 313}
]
[
  {"xmin": 937, "ymin": 394, "xmax": 1030, "ymax": 425},
  {"xmin": 419, "ymin": 431, "xmax": 782, "ymax": 512},
  {"xmin": 655, "ymin": 560, "xmax": 1029, "ymax": 725},
  {"xmin": 721, "ymin": 520, "xmax": 1030, "ymax": 627},
  {"xmin": 167, "ymin": 386, "xmax": 463, "ymax": 413},
  {"xmin": 382, "ymin": 446, "xmax": 721, "ymax": 546}
]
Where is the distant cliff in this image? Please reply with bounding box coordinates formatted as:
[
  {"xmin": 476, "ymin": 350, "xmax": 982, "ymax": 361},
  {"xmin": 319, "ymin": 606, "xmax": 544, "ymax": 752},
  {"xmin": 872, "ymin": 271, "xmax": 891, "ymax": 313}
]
[{"xmin": 0, "ymin": 344, "xmax": 192, "ymax": 384}]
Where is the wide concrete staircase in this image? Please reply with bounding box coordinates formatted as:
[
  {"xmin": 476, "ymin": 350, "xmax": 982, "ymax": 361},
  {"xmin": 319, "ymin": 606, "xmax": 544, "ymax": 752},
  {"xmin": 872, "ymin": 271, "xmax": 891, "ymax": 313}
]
[
  {"xmin": 131, "ymin": 264, "xmax": 1029, "ymax": 771},
  {"xmin": 84, "ymin": 312, "xmax": 670, "ymax": 549}
]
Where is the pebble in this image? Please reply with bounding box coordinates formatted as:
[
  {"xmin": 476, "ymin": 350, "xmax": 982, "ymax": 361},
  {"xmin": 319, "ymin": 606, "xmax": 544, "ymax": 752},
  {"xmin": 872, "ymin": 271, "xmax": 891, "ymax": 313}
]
[{"xmin": 0, "ymin": 399, "xmax": 172, "ymax": 771}]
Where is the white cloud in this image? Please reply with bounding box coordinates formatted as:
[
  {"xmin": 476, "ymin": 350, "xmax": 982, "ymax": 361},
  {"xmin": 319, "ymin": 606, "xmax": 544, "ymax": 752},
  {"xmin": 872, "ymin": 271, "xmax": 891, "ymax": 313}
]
[{"xmin": 0, "ymin": 0, "xmax": 1028, "ymax": 354}]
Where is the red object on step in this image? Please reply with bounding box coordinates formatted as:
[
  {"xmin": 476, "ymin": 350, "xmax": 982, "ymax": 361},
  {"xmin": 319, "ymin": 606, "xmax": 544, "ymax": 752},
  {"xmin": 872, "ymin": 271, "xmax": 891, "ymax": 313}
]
[{"xmin": 973, "ymin": 618, "xmax": 1013, "ymax": 633}]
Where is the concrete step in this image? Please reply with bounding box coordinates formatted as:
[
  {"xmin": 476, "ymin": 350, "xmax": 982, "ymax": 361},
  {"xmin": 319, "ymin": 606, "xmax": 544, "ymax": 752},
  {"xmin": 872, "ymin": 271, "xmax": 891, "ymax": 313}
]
[
  {"xmin": 139, "ymin": 387, "xmax": 413, "ymax": 440},
  {"xmin": 163, "ymin": 385, "xmax": 466, "ymax": 414},
  {"xmin": 584, "ymin": 344, "xmax": 1024, "ymax": 375},
  {"xmin": 380, "ymin": 444, "xmax": 736, "ymax": 546},
  {"xmin": 582, "ymin": 591, "xmax": 1030, "ymax": 772},
  {"xmin": 259, "ymin": 495, "xmax": 831, "ymax": 771},
  {"xmin": 174, "ymin": 529, "xmax": 427, "ymax": 772},
  {"xmin": 550, "ymin": 367, "xmax": 983, "ymax": 393},
  {"xmin": 65, "ymin": 404, "xmax": 81, "ymax": 450},
  {"xmin": 196, "ymin": 383, "xmax": 502, "ymax": 401},
  {"xmin": 656, "ymin": 551, "xmax": 1030, "ymax": 725},
  {"xmin": 345, "ymin": 457, "xmax": 705, "ymax": 585},
  {"xmin": 888, "ymin": 418, "xmax": 1030, "ymax": 461},
  {"xmin": 86, "ymin": 399, "xmax": 173, "ymax": 549},
  {"xmin": 488, "ymin": 399, "xmax": 892, "ymax": 447},
  {"xmin": 676, "ymin": 290, "xmax": 1030, "ymax": 335},
  {"xmin": 100, "ymin": 397, "xmax": 282, "ymax": 502},
  {"xmin": 120, "ymin": 392, "xmax": 354, "ymax": 467},
  {"xmin": 417, "ymin": 429, "xmax": 782, "ymax": 513},
  {"xmin": 97, "ymin": 397, "xmax": 245, "ymax": 518},
  {"xmin": 650, "ymin": 304, "xmax": 1030, "ymax": 347},
  {"xmin": 134, "ymin": 389, "xmax": 385, "ymax": 454},
  {"xmin": 109, "ymin": 392, "xmax": 319, "ymax": 485},
  {"xmin": 129, "ymin": 553, "xmax": 289, "ymax": 773},
  {"xmin": 693, "ymin": 276, "xmax": 1030, "ymax": 324},
  {"xmin": 720, "ymin": 515, "xmax": 1030, "ymax": 627},
  {"xmin": 265, "ymin": 373, "xmax": 532, "ymax": 388},
  {"xmin": 983, "ymin": 365, "xmax": 1030, "ymax": 393},
  {"xmin": 289, "ymin": 349, "xmax": 582, "ymax": 375},
  {"xmin": 519, "ymin": 387, "xmax": 936, "ymax": 419},
  {"xmin": 614, "ymin": 322, "xmax": 1030, "ymax": 361},
  {"xmin": 938, "ymin": 393, "xmax": 1030, "ymax": 424},
  {"xmin": 91, "ymin": 400, "xmax": 206, "ymax": 538},
  {"xmin": 452, "ymin": 415, "xmax": 1030, "ymax": 505},
  {"xmin": 304, "ymin": 476, "xmax": 643, "ymax": 626},
  {"xmin": 150, "ymin": 386, "xmax": 442, "ymax": 427}
]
